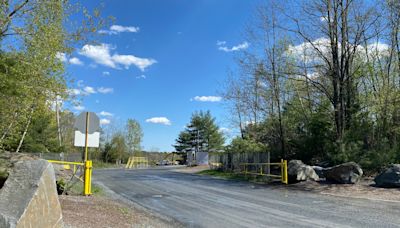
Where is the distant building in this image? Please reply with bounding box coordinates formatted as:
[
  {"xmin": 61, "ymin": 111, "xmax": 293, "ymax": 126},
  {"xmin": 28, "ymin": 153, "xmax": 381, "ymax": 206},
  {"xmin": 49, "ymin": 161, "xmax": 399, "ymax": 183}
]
[{"xmin": 186, "ymin": 151, "xmax": 209, "ymax": 166}]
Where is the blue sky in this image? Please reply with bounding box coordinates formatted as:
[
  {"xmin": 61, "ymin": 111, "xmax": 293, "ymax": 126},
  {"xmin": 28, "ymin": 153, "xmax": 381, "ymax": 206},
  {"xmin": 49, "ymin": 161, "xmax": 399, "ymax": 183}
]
[{"xmin": 63, "ymin": 0, "xmax": 262, "ymax": 151}]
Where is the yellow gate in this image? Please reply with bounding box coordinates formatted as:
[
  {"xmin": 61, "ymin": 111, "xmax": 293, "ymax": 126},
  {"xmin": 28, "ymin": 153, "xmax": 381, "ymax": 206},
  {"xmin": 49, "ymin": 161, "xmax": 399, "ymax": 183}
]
[
  {"xmin": 47, "ymin": 160, "xmax": 92, "ymax": 195},
  {"xmin": 125, "ymin": 156, "xmax": 149, "ymax": 169},
  {"xmin": 240, "ymin": 159, "xmax": 288, "ymax": 184}
]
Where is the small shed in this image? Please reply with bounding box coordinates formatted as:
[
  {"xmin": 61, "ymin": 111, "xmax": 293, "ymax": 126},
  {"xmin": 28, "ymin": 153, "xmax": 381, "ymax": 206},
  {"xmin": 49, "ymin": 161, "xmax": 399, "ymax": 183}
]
[{"xmin": 186, "ymin": 151, "xmax": 209, "ymax": 166}]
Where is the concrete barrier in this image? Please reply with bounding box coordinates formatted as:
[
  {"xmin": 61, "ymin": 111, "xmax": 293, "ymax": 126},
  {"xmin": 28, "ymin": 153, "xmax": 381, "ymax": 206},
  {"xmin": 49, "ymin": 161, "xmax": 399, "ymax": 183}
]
[{"xmin": 0, "ymin": 159, "xmax": 63, "ymax": 228}]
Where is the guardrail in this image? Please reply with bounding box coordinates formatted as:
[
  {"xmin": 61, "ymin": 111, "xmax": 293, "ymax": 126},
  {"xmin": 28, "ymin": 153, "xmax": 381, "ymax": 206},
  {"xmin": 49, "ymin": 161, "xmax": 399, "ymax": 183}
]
[
  {"xmin": 240, "ymin": 159, "xmax": 288, "ymax": 184},
  {"xmin": 126, "ymin": 156, "xmax": 149, "ymax": 169},
  {"xmin": 47, "ymin": 160, "xmax": 92, "ymax": 195}
]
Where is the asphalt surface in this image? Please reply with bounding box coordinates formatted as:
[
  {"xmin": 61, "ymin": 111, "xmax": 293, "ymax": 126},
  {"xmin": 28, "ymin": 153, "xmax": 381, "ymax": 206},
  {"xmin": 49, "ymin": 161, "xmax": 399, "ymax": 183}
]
[{"xmin": 94, "ymin": 167, "xmax": 400, "ymax": 228}]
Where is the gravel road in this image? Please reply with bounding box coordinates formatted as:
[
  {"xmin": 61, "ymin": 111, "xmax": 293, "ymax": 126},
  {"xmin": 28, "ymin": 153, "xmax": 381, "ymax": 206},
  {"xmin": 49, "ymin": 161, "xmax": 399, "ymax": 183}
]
[{"xmin": 94, "ymin": 167, "xmax": 400, "ymax": 228}]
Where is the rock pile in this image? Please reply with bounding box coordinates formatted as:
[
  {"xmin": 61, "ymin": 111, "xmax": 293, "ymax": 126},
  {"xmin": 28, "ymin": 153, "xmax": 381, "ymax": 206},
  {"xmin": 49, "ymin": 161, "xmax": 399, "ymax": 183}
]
[
  {"xmin": 288, "ymin": 160, "xmax": 320, "ymax": 182},
  {"xmin": 374, "ymin": 164, "xmax": 400, "ymax": 188}
]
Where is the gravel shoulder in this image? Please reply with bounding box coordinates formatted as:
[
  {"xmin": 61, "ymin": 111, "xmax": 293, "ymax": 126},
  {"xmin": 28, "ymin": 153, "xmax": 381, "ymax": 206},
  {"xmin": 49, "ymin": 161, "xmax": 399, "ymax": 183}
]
[
  {"xmin": 286, "ymin": 179, "xmax": 400, "ymax": 202},
  {"xmin": 60, "ymin": 195, "xmax": 179, "ymax": 228},
  {"xmin": 192, "ymin": 166, "xmax": 400, "ymax": 202}
]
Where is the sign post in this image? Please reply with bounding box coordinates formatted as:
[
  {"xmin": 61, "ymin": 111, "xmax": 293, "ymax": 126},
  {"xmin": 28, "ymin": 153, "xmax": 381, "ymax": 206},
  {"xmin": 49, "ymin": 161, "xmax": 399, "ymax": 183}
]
[
  {"xmin": 74, "ymin": 111, "xmax": 100, "ymax": 196},
  {"xmin": 84, "ymin": 112, "xmax": 89, "ymax": 161}
]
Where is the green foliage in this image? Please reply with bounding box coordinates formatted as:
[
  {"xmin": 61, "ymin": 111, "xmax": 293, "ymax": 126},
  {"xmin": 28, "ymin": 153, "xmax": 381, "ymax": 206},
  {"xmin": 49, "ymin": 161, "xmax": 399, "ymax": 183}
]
[
  {"xmin": 197, "ymin": 169, "xmax": 249, "ymax": 181},
  {"xmin": 22, "ymin": 112, "xmax": 61, "ymax": 153},
  {"xmin": 174, "ymin": 131, "xmax": 193, "ymax": 153},
  {"xmin": 108, "ymin": 132, "xmax": 128, "ymax": 163},
  {"xmin": 0, "ymin": 1, "xmax": 108, "ymax": 153},
  {"xmin": 174, "ymin": 111, "xmax": 225, "ymax": 154},
  {"xmin": 125, "ymin": 119, "xmax": 143, "ymax": 155},
  {"xmin": 225, "ymin": 137, "xmax": 267, "ymax": 154},
  {"xmin": 222, "ymin": 1, "xmax": 400, "ymax": 173}
]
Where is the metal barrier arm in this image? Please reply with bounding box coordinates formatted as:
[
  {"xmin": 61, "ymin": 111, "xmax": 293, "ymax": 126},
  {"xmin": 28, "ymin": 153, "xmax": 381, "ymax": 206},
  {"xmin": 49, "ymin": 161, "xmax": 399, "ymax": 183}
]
[
  {"xmin": 48, "ymin": 159, "xmax": 93, "ymax": 195},
  {"xmin": 47, "ymin": 160, "xmax": 84, "ymax": 166},
  {"xmin": 239, "ymin": 160, "xmax": 288, "ymax": 184}
]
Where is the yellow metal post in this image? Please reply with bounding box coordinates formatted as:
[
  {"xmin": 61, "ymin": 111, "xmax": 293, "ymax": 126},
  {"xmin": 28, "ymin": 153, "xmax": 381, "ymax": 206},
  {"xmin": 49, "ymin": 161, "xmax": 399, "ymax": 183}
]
[
  {"xmin": 84, "ymin": 112, "xmax": 90, "ymax": 161},
  {"xmin": 284, "ymin": 160, "xmax": 288, "ymax": 184},
  {"xmin": 83, "ymin": 113, "xmax": 92, "ymax": 195},
  {"xmin": 84, "ymin": 160, "xmax": 92, "ymax": 195},
  {"xmin": 125, "ymin": 157, "xmax": 131, "ymax": 169},
  {"xmin": 281, "ymin": 159, "xmax": 284, "ymax": 183}
]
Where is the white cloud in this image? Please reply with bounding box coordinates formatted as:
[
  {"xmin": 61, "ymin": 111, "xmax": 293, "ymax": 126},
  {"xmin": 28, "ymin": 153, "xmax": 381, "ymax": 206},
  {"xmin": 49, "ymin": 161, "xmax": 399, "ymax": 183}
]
[
  {"xmin": 287, "ymin": 38, "xmax": 390, "ymax": 64},
  {"xmin": 110, "ymin": 25, "xmax": 139, "ymax": 33},
  {"xmin": 218, "ymin": 41, "xmax": 249, "ymax": 52},
  {"xmin": 69, "ymin": 57, "xmax": 83, "ymax": 65},
  {"xmin": 112, "ymin": 54, "xmax": 157, "ymax": 71},
  {"xmin": 56, "ymin": 52, "xmax": 67, "ymax": 62},
  {"xmin": 287, "ymin": 37, "xmax": 330, "ymax": 63},
  {"xmin": 145, "ymin": 117, "xmax": 171, "ymax": 125},
  {"xmin": 56, "ymin": 52, "xmax": 84, "ymax": 65},
  {"xmin": 79, "ymin": 43, "xmax": 156, "ymax": 71},
  {"xmin": 100, "ymin": 118, "xmax": 111, "ymax": 125},
  {"xmin": 216, "ymin": 40, "xmax": 226, "ymax": 46},
  {"xmin": 219, "ymin": 127, "xmax": 231, "ymax": 133},
  {"xmin": 99, "ymin": 25, "xmax": 140, "ymax": 35},
  {"xmin": 102, "ymin": 71, "xmax": 110, "ymax": 76},
  {"xmin": 136, "ymin": 74, "xmax": 146, "ymax": 79},
  {"xmin": 73, "ymin": 105, "xmax": 85, "ymax": 111},
  {"xmin": 97, "ymin": 87, "xmax": 113, "ymax": 94},
  {"xmin": 79, "ymin": 44, "xmax": 116, "ymax": 68},
  {"xmin": 68, "ymin": 88, "xmax": 81, "ymax": 96},
  {"xmin": 68, "ymin": 84, "xmax": 113, "ymax": 97},
  {"xmin": 99, "ymin": 111, "xmax": 113, "ymax": 117},
  {"xmin": 83, "ymin": 86, "xmax": 96, "ymax": 94},
  {"xmin": 192, "ymin": 96, "xmax": 222, "ymax": 102}
]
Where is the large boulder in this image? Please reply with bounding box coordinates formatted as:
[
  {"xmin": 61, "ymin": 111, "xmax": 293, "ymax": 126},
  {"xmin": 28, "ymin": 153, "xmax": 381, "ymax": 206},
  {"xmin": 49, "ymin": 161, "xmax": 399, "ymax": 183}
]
[
  {"xmin": 324, "ymin": 162, "xmax": 363, "ymax": 184},
  {"xmin": 288, "ymin": 160, "xmax": 319, "ymax": 182},
  {"xmin": 312, "ymin": 166, "xmax": 325, "ymax": 179},
  {"xmin": 374, "ymin": 164, "xmax": 400, "ymax": 188},
  {"xmin": 0, "ymin": 159, "xmax": 63, "ymax": 228}
]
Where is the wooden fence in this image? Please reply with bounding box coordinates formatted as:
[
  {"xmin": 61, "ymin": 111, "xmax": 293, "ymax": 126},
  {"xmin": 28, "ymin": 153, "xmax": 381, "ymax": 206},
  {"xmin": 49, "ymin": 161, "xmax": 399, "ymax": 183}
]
[{"xmin": 209, "ymin": 151, "xmax": 271, "ymax": 172}]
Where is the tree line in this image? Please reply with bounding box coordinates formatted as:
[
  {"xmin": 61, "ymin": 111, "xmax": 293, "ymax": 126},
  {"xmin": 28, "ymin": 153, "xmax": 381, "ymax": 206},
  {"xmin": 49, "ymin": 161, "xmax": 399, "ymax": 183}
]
[
  {"xmin": 0, "ymin": 0, "xmax": 105, "ymax": 153},
  {"xmin": 221, "ymin": 0, "xmax": 400, "ymax": 171}
]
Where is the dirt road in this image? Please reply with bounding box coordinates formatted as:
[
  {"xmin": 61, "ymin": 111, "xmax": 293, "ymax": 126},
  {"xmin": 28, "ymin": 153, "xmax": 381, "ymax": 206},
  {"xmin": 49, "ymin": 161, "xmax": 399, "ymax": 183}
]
[{"xmin": 94, "ymin": 167, "xmax": 400, "ymax": 228}]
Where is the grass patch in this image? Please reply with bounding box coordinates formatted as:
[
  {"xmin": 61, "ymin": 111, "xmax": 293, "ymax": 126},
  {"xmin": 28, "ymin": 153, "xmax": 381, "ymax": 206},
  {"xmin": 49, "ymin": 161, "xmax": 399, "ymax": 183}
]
[
  {"xmin": 118, "ymin": 207, "xmax": 130, "ymax": 215},
  {"xmin": 91, "ymin": 184, "xmax": 104, "ymax": 196},
  {"xmin": 197, "ymin": 169, "xmax": 250, "ymax": 181},
  {"xmin": 61, "ymin": 179, "xmax": 104, "ymax": 196},
  {"xmin": 92, "ymin": 160, "xmax": 119, "ymax": 169},
  {"xmin": 197, "ymin": 169, "xmax": 280, "ymax": 184}
]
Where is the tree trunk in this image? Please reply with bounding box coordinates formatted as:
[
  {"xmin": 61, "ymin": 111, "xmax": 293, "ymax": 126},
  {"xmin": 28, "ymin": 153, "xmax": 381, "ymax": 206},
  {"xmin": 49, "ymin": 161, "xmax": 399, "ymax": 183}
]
[
  {"xmin": 56, "ymin": 97, "xmax": 62, "ymax": 147},
  {"xmin": 0, "ymin": 112, "xmax": 18, "ymax": 147},
  {"xmin": 16, "ymin": 106, "xmax": 34, "ymax": 153}
]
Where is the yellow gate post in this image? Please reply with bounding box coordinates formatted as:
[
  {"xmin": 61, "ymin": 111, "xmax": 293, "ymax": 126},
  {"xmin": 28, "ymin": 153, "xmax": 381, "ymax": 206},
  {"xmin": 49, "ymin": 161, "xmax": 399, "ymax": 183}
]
[
  {"xmin": 83, "ymin": 112, "xmax": 92, "ymax": 196},
  {"xmin": 84, "ymin": 160, "xmax": 92, "ymax": 195},
  {"xmin": 280, "ymin": 159, "xmax": 288, "ymax": 184},
  {"xmin": 125, "ymin": 157, "xmax": 131, "ymax": 169}
]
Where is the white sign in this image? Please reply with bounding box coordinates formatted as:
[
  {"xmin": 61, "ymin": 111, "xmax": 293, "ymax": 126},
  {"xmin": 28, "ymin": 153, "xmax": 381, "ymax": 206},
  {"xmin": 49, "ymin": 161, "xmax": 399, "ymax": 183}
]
[
  {"xmin": 74, "ymin": 131, "xmax": 100, "ymax": 148},
  {"xmin": 74, "ymin": 111, "xmax": 100, "ymax": 148}
]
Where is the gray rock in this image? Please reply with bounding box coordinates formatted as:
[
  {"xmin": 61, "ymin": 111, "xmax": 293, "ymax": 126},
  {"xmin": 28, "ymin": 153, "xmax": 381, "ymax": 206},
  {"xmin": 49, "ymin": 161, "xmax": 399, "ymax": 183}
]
[
  {"xmin": 288, "ymin": 160, "xmax": 319, "ymax": 182},
  {"xmin": 0, "ymin": 160, "xmax": 63, "ymax": 228},
  {"xmin": 324, "ymin": 162, "xmax": 363, "ymax": 184},
  {"xmin": 312, "ymin": 166, "xmax": 325, "ymax": 179},
  {"xmin": 374, "ymin": 164, "xmax": 400, "ymax": 188}
]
